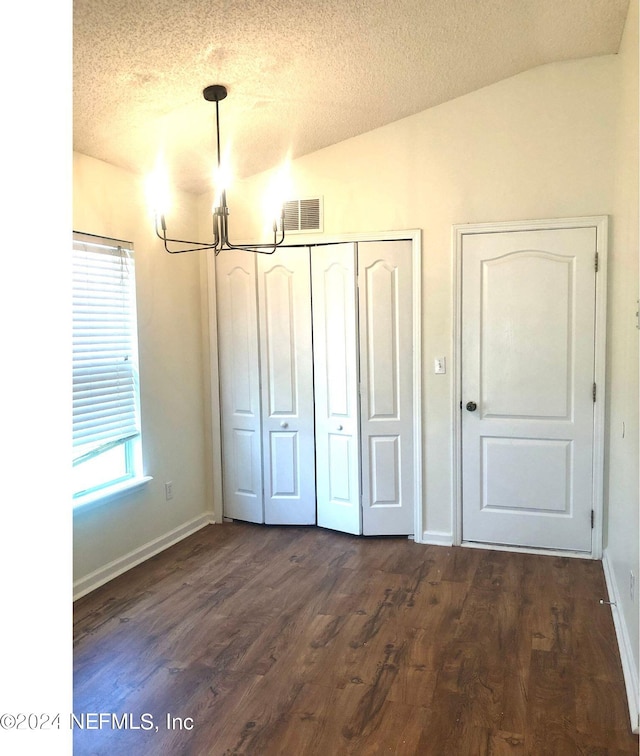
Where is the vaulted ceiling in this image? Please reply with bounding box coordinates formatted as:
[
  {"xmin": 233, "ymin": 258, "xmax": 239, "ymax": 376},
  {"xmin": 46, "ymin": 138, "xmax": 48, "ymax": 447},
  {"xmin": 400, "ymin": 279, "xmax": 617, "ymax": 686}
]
[{"xmin": 73, "ymin": 0, "xmax": 631, "ymax": 195}]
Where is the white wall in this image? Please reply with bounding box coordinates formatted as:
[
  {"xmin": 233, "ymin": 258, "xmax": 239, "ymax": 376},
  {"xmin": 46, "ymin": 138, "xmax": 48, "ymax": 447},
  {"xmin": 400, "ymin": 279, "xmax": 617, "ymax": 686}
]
[
  {"xmin": 606, "ymin": 0, "xmax": 639, "ymax": 723},
  {"xmin": 227, "ymin": 53, "xmax": 620, "ymax": 539},
  {"xmin": 73, "ymin": 153, "xmax": 213, "ymax": 594}
]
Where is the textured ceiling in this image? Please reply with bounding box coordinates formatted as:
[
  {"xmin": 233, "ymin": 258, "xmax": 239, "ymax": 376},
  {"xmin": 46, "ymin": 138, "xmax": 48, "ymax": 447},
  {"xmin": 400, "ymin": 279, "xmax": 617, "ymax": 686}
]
[{"xmin": 73, "ymin": 0, "xmax": 630, "ymax": 195}]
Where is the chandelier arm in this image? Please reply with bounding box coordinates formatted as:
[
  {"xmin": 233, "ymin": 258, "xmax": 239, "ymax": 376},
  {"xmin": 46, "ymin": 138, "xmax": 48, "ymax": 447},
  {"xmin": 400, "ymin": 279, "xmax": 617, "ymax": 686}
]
[
  {"xmin": 223, "ymin": 236, "xmax": 284, "ymax": 253},
  {"xmin": 222, "ymin": 219, "xmax": 286, "ymax": 252},
  {"xmin": 154, "ymin": 216, "xmax": 220, "ymax": 253},
  {"xmin": 161, "ymin": 237, "xmax": 222, "ymax": 254},
  {"xmin": 223, "ymin": 242, "xmax": 278, "ymax": 255}
]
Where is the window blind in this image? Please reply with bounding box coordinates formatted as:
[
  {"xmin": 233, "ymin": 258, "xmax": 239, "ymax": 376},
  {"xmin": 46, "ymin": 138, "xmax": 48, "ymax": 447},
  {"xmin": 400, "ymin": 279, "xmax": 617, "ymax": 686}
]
[{"xmin": 72, "ymin": 233, "xmax": 140, "ymax": 456}]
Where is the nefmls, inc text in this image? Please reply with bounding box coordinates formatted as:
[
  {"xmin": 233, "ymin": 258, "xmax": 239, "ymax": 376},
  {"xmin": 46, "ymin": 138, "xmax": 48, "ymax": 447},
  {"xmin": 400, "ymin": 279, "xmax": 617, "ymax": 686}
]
[{"xmin": 71, "ymin": 713, "xmax": 194, "ymax": 731}]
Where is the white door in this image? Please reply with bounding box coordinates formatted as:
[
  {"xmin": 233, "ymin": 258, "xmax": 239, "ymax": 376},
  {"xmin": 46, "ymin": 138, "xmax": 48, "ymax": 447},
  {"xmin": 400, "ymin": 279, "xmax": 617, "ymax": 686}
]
[
  {"xmin": 461, "ymin": 226, "xmax": 597, "ymax": 551},
  {"xmin": 358, "ymin": 241, "xmax": 415, "ymax": 536},
  {"xmin": 216, "ymin": 250, "xmax": 264, "ymax": 523},
  {"xmin": 257, "ymin": 247, "xmax": 316, "ymax": 525},
  {"xmin": 312, "ymin": 243, "xmax": 362, "ymax": 535}
]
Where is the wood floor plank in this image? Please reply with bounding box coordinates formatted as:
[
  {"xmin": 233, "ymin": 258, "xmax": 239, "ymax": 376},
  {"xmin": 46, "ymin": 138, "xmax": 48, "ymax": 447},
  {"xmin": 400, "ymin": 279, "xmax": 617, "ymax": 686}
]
[{"xmin": 73, "ymin": 523, "xmax": 639, "ymax": 755}]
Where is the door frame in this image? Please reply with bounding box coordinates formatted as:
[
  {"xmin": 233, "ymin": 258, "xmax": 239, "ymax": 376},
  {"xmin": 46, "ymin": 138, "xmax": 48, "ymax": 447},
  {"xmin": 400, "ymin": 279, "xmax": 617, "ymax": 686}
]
[
  {"xmin": 452, "ymin": 216, "xmax": 608, "ymax": 559},
  {"xmin": 207, "ymin": 229, "xmax": 423, "ymax": 541}
]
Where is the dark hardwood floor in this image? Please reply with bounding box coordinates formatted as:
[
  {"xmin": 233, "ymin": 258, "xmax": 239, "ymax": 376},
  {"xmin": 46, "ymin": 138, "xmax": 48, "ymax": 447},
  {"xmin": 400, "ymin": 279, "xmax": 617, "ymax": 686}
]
[{"xmin": 73, "ymin": 523, "xmax": 639, "ymax": 755}]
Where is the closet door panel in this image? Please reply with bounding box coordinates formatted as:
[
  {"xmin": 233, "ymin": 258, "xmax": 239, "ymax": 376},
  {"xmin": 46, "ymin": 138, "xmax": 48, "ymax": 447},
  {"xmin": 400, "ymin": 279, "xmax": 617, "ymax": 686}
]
[
  {"xmin": 216, "ymin": 250, "xmax": 264, "ymax": 523},
  {"xmin": 358, "ymin": 240, "xmax": 414, "ymax": 536},
  {"xmin": 312, "ymin": 243, "xmax": 362, "ymax": 535},
  {"xmin": 258, "ymin": 248, "xmax": 316, "ymax": 525}
]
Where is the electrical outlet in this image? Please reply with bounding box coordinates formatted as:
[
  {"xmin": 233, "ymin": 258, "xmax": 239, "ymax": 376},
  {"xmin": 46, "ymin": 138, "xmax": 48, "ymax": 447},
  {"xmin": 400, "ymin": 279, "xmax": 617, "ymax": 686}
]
[
  {"xmin": 630, "ymin": 571, "xmax": 636, "ymax": 602},
  {"xmin": 165, "ymin": 481, "xmax": 174, "ymax": 501}
]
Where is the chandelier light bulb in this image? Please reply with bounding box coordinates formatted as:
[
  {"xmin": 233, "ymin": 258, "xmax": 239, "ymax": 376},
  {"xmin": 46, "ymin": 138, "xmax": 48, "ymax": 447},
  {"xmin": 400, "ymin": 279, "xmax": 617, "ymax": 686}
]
[{"xmin": 146, "ymin": 156, "xmax": 172, "ymax": 220}]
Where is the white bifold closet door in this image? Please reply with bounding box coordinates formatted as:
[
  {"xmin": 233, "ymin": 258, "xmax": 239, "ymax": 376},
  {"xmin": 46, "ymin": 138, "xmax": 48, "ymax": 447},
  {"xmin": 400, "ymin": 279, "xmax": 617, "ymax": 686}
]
[
  {"xmin": 311, "ymin": 243, "xmax": 361, "ymax": 535},
  {"xmin": 216, "ymin": 239, "xmax": 414, "ymax": 536},
  {"xmin": 357, "ymin": 241, "xmax": 414, "ymax": 536},
  {"xmin": 257, "ymin": 248, "xmax": 316, "ymax": 525},
  {"xmin": 216, "ymin": 246, "xmax": 316, "ymax": 525},
  {"xmin": 215, "ymin": 250, "xmax": 263, "ymax": 523},
  {"xmin": 311, "ymin": 240, "xmax": 414, "ymax": 536}
]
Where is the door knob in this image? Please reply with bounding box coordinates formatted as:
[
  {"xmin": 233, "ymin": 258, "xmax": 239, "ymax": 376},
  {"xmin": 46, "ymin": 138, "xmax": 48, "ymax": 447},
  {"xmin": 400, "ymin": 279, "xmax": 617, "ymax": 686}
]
[
  {"xmin": 336, "ymin": 424, "xmax": 343, "ymax": 431},
  {"xmin": 466, "ymin": 401, "xmax": 477, "ymax": 412},
  {"xmin": 280, "ymin": 421, "xmax": 289, "ymax": 428}
]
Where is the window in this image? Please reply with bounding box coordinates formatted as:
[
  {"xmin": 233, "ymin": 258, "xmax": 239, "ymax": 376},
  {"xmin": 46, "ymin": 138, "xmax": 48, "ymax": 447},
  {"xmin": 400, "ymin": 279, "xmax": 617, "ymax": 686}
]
[{"xmin": 72, "ymin": 232, "xmax": 144, "ymax": 504}]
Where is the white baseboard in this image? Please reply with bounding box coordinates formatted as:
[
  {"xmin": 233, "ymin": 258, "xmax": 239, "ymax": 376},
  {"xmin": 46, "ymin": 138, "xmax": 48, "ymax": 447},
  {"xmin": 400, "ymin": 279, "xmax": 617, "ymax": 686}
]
[
  {"xmin": 73, "ymin": 512, "xmax": 216, "ymax": 601},
  {"xmin": 602, "ymin": 549, "xmax": 640, "ymax": 734},
  {"xmin": 420, "ymin": 530, "xmax": 454, "ymax": 546}
]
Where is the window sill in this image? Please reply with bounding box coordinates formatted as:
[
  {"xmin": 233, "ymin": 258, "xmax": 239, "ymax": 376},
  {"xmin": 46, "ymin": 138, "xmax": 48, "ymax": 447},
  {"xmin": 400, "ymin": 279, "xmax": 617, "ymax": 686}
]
[{"xmin": 73, "ymin": 475, "xmax": 153, "ymax": 514}]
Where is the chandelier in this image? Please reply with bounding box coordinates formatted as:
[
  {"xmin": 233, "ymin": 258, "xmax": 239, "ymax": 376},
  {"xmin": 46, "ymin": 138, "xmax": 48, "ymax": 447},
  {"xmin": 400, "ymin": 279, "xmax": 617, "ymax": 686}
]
[{"xmin": 154, "ymin": 85, "xmax": 286, "ymax": 255}]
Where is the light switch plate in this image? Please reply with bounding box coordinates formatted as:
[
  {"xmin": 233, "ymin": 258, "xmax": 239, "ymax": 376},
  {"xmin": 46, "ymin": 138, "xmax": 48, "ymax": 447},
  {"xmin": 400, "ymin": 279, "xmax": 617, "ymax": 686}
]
[{"xmin": 434, "ymin": 357, "xmax": 446, "ymax": 374}]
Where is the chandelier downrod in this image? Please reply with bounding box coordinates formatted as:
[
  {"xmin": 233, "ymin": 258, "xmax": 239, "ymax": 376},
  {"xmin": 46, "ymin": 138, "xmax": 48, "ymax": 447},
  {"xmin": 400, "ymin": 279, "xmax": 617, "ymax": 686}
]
[{"xmin": 155, "ymin": 85, "xmax": 286, "ymax": 255}]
